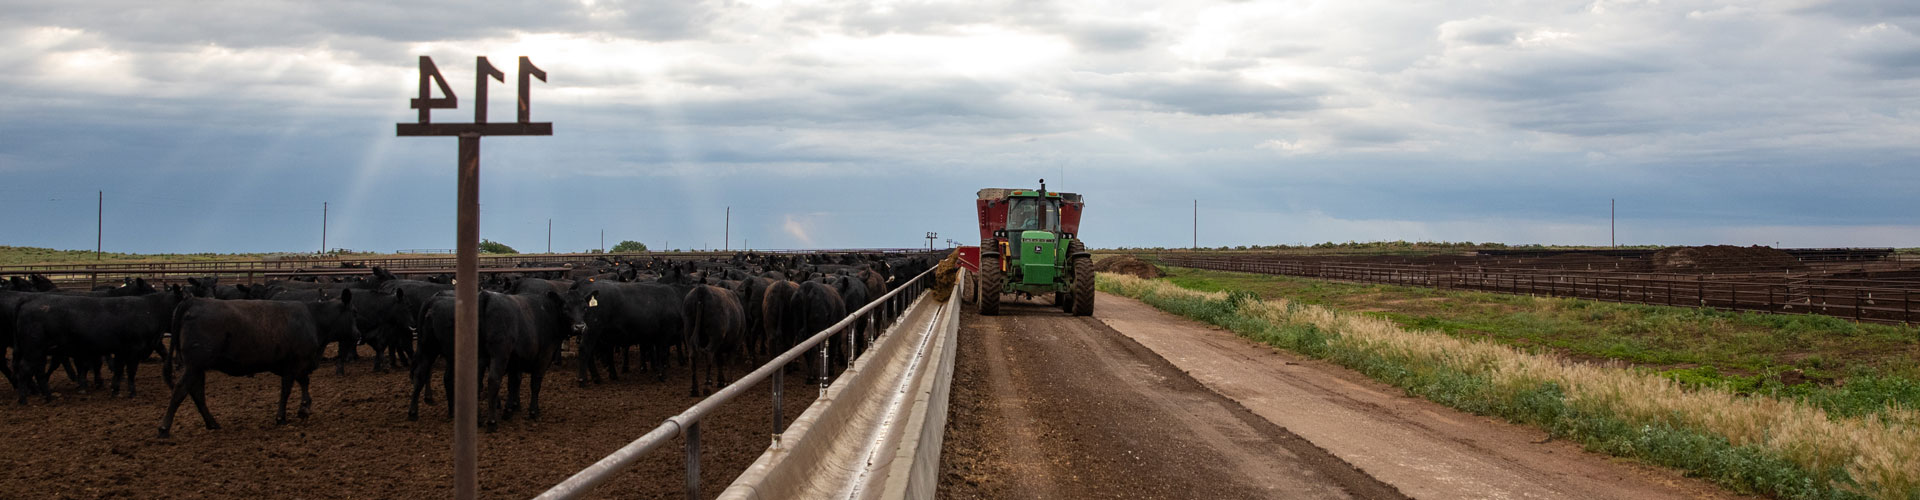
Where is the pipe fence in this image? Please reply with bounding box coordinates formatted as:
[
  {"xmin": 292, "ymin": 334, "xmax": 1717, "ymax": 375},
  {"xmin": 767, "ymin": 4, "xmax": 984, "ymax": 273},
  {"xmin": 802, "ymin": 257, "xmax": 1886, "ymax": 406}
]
[
  {"xmin": 1161, "ymin": 255, "xmax": 1920, "ymax": 325},
  {"xmin": 536, "ymin": 265, "xmax": 937, "ymax": 499}
]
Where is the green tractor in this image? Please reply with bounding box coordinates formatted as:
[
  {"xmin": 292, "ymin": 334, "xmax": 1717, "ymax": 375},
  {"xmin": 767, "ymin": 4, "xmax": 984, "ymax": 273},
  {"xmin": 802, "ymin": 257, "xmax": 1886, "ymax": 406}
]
[{"xmin": 968, "ymin": 179, "xmax": 1092, "ymax": 316}]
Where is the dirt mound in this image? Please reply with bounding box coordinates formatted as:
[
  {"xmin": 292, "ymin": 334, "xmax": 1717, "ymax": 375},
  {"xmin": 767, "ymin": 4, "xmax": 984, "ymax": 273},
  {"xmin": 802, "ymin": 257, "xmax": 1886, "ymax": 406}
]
[
  {"xmin": 1092, "ymin": 255, "xmax": 1164, "ymax": 279},
  {"xmin": 1651, "ymin": 245, "xmax": 1799, "ymax": 271}
]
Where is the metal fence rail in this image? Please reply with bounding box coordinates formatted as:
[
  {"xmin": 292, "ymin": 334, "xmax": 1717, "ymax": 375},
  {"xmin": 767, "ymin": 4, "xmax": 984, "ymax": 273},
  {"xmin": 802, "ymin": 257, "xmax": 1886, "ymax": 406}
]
[
  {"xmin": 536, "ymin": 266, "xmax": 937, "ymax": 500},
  {"xmin": 1162, "ymin": 255, "xmax": 1920, "ymax": 325}
]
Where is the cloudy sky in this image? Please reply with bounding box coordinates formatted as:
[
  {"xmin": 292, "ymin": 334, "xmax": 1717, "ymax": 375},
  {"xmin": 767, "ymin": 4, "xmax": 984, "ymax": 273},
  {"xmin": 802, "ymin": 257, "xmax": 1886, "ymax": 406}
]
[{"xmin": 2, "ymin": 0, "xmax": 1916, "ymax": 253}]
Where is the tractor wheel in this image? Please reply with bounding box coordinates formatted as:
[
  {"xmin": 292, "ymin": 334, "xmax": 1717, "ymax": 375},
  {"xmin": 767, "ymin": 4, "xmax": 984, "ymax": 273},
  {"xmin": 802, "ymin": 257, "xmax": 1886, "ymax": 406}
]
[
  {"xmin": 979, "ymin": 265, "xmax": 1003, "ymax": 316},
  {"xmin": 1071, "ymin": 255, "xmax": 1095, "ymax": 316},
  {"xmin": 1056, "ymin": 291, "xmax": 1072, "ymax": 312},
  {"xmin": 962, "ymin": 272, "xmax": 977, "ymax": 304}
]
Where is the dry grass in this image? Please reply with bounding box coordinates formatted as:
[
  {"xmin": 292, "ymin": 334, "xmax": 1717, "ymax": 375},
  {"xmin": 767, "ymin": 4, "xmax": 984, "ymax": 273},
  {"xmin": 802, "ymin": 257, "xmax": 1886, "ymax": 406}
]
[{"xmin": 1100, "ymin": 272, "xmax": 1920, "ymax": 499}]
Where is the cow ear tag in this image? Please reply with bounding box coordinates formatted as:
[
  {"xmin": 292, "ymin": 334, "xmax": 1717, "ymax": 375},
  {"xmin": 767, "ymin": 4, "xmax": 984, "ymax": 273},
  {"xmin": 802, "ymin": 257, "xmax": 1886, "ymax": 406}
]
[{"xmin": 589, "ymin": 297, "xmax": 599, "ymax": 307}]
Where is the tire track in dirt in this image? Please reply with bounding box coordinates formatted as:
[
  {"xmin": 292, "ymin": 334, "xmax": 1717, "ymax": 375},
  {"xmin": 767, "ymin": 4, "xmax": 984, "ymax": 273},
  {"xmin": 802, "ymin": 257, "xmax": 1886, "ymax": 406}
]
[{"xmin": 938, "ymin": 297, "xmax": 1403, "ymax": 499}]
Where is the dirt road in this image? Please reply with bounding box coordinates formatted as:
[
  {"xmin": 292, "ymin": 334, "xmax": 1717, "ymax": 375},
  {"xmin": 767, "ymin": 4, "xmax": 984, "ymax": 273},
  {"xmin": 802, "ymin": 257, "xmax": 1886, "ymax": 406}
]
[
  {"xmin": 938, "ymin": 297, "xmax": 1403, "ymax": 499},
  {"xmin": 940, "ymin": 293, "xmax": 1749, "ymax": 499}
]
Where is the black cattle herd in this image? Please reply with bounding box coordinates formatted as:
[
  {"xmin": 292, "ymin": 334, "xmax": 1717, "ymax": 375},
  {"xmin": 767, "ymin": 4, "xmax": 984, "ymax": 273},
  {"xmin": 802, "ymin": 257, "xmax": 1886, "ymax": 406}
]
[{"xmin": 0, "ymin": 252, "xmax": 936, "ymax": 438}]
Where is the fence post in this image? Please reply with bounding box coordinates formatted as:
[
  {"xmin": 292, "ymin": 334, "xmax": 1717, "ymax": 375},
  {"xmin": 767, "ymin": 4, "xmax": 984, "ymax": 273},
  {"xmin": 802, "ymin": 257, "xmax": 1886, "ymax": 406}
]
[
  {"xmin": 1855, "ymin": 289, "xmax": 1864, "ymax": 321},
  {"xmin": 685, "ymin": 421, "xmax": 702, "ymax": 499},
  {"xmin": 818, "ymin": 337, "xmax": 830, "ymax": 393},
  {"xmin": 1731, "ymin": 283, "xmax": 1739, "ymax": 311},
  {"xmin": 771, "ymin": 367, "xmax": 784, "ymax": 447}
]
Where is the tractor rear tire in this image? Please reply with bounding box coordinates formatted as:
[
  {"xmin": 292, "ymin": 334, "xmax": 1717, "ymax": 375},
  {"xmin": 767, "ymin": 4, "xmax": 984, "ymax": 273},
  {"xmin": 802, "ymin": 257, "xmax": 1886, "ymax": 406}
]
[
  {"xmin": 979, "ymin": 266, "xmax": 1003, "ymax": 316},
  {"xmin": 1071, "ymin": 255, "xmax": 1095, "ymax": 316}
]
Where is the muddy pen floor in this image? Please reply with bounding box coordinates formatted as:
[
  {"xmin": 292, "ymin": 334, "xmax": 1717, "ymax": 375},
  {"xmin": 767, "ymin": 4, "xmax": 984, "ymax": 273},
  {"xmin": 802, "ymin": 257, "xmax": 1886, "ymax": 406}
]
[{"xmin": 0, "ymin": 346, "xmax": 817, "ymax": 499}]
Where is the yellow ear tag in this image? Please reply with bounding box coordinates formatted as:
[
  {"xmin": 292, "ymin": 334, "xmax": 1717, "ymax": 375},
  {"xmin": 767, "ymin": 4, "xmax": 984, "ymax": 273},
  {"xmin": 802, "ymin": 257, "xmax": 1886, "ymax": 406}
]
[
  {"xmin": 452, "ymin": 279, "xmax": 458, "ymax": 285},
  {"xmin": 589, "ymin": 297, "xmax": 599, "ymax": 308}
]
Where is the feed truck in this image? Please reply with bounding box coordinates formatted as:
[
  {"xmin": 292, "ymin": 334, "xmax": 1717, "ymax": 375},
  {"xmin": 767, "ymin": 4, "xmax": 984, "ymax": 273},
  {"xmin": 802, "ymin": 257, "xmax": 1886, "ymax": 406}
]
[{"xmin": 965, "ymin": 179, "xmax": 1092, "ymax": 316}]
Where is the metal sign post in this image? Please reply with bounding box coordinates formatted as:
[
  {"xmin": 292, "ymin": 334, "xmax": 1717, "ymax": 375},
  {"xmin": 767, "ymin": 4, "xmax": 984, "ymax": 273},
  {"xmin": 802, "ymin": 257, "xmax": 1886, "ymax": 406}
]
[{"xmin": 396, "ymin": 55, "xmax": 551, "ymax": 500}]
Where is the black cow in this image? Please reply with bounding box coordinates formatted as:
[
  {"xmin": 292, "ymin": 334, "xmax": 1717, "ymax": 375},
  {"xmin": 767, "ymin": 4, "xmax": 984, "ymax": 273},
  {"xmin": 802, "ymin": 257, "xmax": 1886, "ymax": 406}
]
[
  {"xmin": 682, "ymin": 285, "xmax": 746, "ymax": 397},
  {"xmin": 408, "ymin": 289, "xmax": 569, "ymax": 427},
  {"xmin": 562, "ymin": 280, "xmax": 685, "ymax": 387},
  {"xmin": 476, "ymin": 290, "xmax": 569, "ymax": 429},
  {"xmin": 760, "ymin": 280, "xmax": 799, "ymax": 363},
  {"xmin": 12, "ymin": 286, "xmax": 185, "ymax": 403},
  {"xmin": 408, "ymin": 292, "xmax": 459, "ymax": 419},
  {"xmin": 732, "ymin": 277, "xmax": 772, "ymax": 361},
  {"xmin": 349, "ymin": 288, "xmax": 412, "ymax": 373},
  {"xmin": 830, "ymin": 274, "xmax": 871, "ymax": 353},
  {"xmin": 157, "ymin": 292, "xmax": 357, "ymax": 438},
  {"xmin": 789, "ymin": 280, "xmax": 847, "ymax": 384}
]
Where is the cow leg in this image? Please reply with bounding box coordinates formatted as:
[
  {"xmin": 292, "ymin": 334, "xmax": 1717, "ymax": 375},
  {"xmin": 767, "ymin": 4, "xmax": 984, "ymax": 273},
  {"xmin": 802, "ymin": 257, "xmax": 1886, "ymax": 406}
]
[
  {"xmin": 0, "ymin": 356, "xmax": 14, "ymax": 392},
  {"xmin": 621, "ymin": 347, "xmax": 631, "ymax": 374},
  {"xmin": 53, "ymin": 355, "xmax": 83, "ymax": 394},
  {"xmin": 122, "ymin": 353, "xmax": 139, "ymax": 398},
  {"xmin": 441, "ymin": 357, "xmax": 456, "ymax": 420},
  {"xmin": 483, "ymin": 360, "xmax": 505, "ymax": 432},
  {"xmin": 527, "ymin": 369, "xmax": 544, "ymax": 420},
  {"xmin": 296, "ymin": 373, "xmax": 312, "ymax": 420},
  {"xmin": 407, "ymin": 356, "xmax": 432, "ymax": 421},
  {"xmin": 160, "ymin": 340, "xmax": 174, "ymax": 390},
  {"xmin": 186, "ymin": 370, "xmax": 218, "ymax": 430},
  {"xmin": 652, "ymin": 345, "xmax": 669, "ymax": 382},
  {"xmin": 90, "ymin": 357, "xmax": 106, "ymax": 390},
  {"xmin": 575, "ymin": 343, "xmax": 594, "ymax": 388},
  {"xmin": 276, "ymin": 375, "xmax": 293, "ymax": 425},
  {"xmin": 157, "ymin": 369, "xmax": 201, "ymax": 438},
  {"xmin": 607, "ymin": 347, "xmax": 622, "ymax": 382},
  {"xmin": 504, "ymin": 371, "xmax": 521, "ymax": 419},
  {"xmin": 334, "ymin": 342, "xmax": 349, "ymax": 376},
  {"xmin": 108, "ymin": 355, "xmax": 125, "ymax": 397},
  {"xmin": 688, "ymin": 346, "xmax": 701, "ymax": 398},
  {"xmin": 21, "ymin": 352, "xmax": 52, "ymax": 403}
]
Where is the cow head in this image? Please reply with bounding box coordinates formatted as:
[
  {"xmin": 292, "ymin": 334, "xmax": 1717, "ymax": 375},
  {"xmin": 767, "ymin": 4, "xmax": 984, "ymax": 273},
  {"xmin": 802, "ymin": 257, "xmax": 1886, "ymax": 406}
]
[
  {"xmin": 562, "ymin": 289, "xmax": 599, "ymax": 337},
  {"xmin": 315, "ymin": 288, "xmax": 362, "ymax": 346},
  {"xmin": 28, "ymin": 274, "xmax": 57, "ymax": 292},
  {"xmin": 186, "ymin": 277, "xmax": 218, "ymax": 298}
]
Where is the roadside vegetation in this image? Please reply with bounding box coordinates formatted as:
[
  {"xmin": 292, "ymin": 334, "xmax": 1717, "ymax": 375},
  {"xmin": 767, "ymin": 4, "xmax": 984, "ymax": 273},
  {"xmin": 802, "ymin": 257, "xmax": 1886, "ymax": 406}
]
[
  {"xmin": 0, "ymin": 245, "xmax": 288, "ymax": 266},
  {"xmin": 1154, "ymin": 266, "xmax": 1920, "ymax": 422},
  {"xmin": 1098, "ymin": 272, "xmax": 1918, "ymax": 500}
]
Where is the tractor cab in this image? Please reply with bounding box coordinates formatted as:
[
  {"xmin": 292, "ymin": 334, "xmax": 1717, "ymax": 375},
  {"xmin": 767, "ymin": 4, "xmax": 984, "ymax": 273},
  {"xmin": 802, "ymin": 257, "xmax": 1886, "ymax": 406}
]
[{"xmin": 1006, "ymin": 194, "xmax": 1061, "ymax": 233}]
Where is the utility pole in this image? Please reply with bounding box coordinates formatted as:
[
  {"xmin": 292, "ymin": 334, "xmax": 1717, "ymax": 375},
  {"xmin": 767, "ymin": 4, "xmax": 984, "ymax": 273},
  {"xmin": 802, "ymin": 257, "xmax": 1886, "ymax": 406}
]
[
  {"xmin": 725, "ymin": 206, "xmax": 730, "ymax": 252},
  {"xmin": 926, "ymin": 232, "xmax": 937, "ymax": 251},
  {"xmin": 546, "ymin": 218, "xmax": 551, "ymax": 254},
  {"xmin": 321, "ymin": 202, "xmax": 328, "ymax": 255},
  {"xmin": 1611, "ymin": 198, "xmax": 1616, "ymax": 248},
  {"xmin": 1192, "ymin": 199, "xmax": 1197, "ymax": 250},
  {"xmin": 600, "ymin": 229, "xmax": 604, "ymax": 253},
  {"xmin": 96, "ymin": 191, "xmax": 102, "ymax": 260}
]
